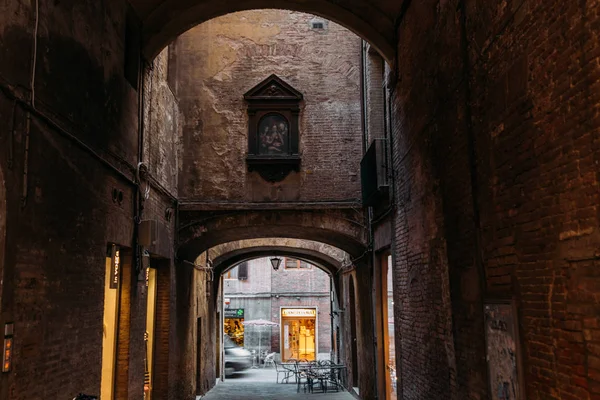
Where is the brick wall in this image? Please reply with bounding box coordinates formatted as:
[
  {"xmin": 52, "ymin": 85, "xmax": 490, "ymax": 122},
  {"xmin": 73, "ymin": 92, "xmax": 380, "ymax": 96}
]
[
  {"xmin": 468, "ymin": 1, "xmax": 600, "ymax": 398},
  {"xmin": 0, "ymin": 1, "xmax": 179, "ymax": 399},
  {"xmin": 389, "ymin": 0, "xmax": 600, "ymax": 399},
  {"xmin": 172, "ymin": 10, "xmax": 363, "ymax": 203}
]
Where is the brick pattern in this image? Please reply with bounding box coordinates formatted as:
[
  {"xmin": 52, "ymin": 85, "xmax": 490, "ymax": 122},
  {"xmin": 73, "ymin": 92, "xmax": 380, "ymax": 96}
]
[
  {"xmin": 0, "ymin": 2, "xmax": 179, "ymax": 400},
  {"xmin": 389, "ymin": 0, "xmax": 600, "ymax": 399},
  {"xmin": 173, "ymin": 10, "xmax": 363, "ymax": 203},
  {"xmin": 467, "ymin": 1, "xmax": 600, "ymax": 398}
]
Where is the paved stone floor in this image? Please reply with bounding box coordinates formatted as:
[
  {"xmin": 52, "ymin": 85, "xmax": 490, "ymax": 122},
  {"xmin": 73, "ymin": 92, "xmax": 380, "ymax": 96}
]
[{"xmin": 199, "ymin": 368, "xmax": 356, "ymax": 400}]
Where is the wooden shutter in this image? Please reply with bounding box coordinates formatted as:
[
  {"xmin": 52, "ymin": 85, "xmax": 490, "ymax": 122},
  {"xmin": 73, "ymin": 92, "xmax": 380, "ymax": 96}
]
[{"xmin": 238, "ymin": 262, "xmax": 248, "ymax": 280}]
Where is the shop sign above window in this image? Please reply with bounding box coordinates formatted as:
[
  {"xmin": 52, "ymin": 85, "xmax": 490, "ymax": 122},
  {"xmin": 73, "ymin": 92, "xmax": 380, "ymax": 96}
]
[
  {"xmin": 224, "ymin": 308, "xmax": 245, "ymax": 319},
  {"xmin": 244, "ymin": 74, "xmax": 303, "ymax": 182},
  {"xmin": 282, "ymin": 308, "xmax": 317, "ymax": 317}
]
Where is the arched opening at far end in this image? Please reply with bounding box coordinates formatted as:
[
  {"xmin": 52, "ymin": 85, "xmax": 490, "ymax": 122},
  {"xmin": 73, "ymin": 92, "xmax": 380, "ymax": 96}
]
[{"xmin": 219, "ymin": 255, "xmax": 334, "ymax": 368}]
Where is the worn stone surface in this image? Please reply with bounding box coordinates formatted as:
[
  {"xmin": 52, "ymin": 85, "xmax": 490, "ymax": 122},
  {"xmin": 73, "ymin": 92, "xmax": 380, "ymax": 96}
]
[
  {"xmin": 143, "ymin": 48, "xmax": 181, "ymax": 194},
  {"xmin": 172, "ymin": 10, "xmax": 363, "ymax": 203},
  {"xmin": 178, "ymin": 209, "xmax": 367, "ymax": 262},
  {"xmin": 200, "ymin": 367, "xmax": 355, "ymax": 399},
  {"xmin": 204, "ymin": 239, "xmax": 348, "ymax": 268}
]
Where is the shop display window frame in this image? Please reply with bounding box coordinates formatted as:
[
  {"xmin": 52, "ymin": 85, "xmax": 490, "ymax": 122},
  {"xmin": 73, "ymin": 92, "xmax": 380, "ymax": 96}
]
[{"xmin": 279, "ymin": 306, "xmax": 318, "ymax": 362}]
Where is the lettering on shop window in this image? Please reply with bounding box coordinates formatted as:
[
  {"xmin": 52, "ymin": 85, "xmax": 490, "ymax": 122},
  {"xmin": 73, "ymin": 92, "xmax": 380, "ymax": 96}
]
[
  {"xmin": 110, "ymin": 245, "xmax": 120, "ymax": 289},
  {"xmin": 282, "ymin": 308, "xmax": 316, "ymax": 317}
]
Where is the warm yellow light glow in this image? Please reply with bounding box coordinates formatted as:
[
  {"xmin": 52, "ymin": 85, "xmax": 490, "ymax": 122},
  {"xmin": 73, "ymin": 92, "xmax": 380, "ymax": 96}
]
[
  {"xmin": 101, "ymin": 256, "xmax": 120, "ymax": 399},
  {"xmin": 282, "ymin": 308, "xmax": 316, "ymax": 317}
]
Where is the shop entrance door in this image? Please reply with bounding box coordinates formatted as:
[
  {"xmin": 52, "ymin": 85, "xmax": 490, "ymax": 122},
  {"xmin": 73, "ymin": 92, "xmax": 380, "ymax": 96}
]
[
  {"xmin": 280, "ymin": 308, "xmax": 317, "ymax": 361},
  {"xmin": 382, "ymin": 254, "xmax": 397, "ymax": 400}
]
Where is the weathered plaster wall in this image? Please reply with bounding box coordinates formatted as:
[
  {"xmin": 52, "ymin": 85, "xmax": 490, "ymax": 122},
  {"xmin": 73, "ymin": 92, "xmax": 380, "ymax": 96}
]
[
  {"xmin": 143, "ymin": 48, "xmax": 180, "ymax": 194},
  {"xmin": 172, "ymin": 10, "xmax": 362, "ymax": 203}
]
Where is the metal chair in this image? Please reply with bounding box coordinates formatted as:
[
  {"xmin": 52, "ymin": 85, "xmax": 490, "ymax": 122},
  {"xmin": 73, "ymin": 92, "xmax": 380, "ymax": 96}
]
[
  {"xmin": 274, "ymin": 361, "xmax": 293, "ymax": 383},
  {"xmin": 263, "ymin": 352, "xmax": 276, "ymax": 368}
]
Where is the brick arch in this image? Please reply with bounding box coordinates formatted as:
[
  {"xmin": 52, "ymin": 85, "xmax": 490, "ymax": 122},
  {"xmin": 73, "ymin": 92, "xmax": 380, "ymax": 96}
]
[
  {"xmin": 214, "ymin": 246, "xmax": 341, "ymax": 276},
  {"xmin": 211, "ymin": 246, "xmax": 343, "ymax": 297},
  {"xmin": 177, "ymin": 209, "xmax": 367, "ymax": 262},
  {"xmin": 136, "ymin": 0, "xmax": 395, "ymax": 63},
  {"xmin": 211, "ymin": 244, "xmax": 347, "ymax": 306}
]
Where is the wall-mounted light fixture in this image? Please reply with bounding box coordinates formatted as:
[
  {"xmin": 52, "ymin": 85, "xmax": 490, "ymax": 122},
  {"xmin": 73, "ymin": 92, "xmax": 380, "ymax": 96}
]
[{"xmin": 270, "ymin": 257, "xmax": 282, "ymax": 271}]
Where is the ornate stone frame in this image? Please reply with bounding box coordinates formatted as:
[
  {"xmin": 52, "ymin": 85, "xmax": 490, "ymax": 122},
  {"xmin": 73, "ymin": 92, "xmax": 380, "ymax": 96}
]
[{"xmin": 244, "ymin": 75, "xmax": 302, "ymax": 182}]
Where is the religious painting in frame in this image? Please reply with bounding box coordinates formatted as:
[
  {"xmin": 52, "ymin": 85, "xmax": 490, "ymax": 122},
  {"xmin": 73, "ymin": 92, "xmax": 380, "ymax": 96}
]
[
  {"xmin": 484, "ymin": 299, "xmax": 525, "ymax": 400},
  {"xmin": 244, "ymin": 74, "xmax": 302, "ymax": 182},
  {"xmin": 258, "ymin": 113, "xmax": 290, "ymax": 155}
]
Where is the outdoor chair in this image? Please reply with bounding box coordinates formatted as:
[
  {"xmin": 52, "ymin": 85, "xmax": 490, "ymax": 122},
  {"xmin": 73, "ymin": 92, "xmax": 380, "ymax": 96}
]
[
  {"xmin": 296, "ymin": 367, "xmax": 313, "ymax": 393},
  {"xmin": 296, "ymin": 361, "xmax": 320, "ymax": 393},
  {"xmin": 263, "ymin": 352, "xmax": 276, "ymax": 368},
  {"xmin": 274, "ymin": 362, "xmax": 293, "ymax": 383}
]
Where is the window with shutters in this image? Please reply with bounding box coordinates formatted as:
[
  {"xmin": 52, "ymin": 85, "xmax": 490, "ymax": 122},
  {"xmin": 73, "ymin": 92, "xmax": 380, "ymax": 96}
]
[
  {"xmin": 284, "ymin": 258, "xmax": 312, "ymax": 270},
  {"xmin": 237, "ymin": 262, "xmax": 248, "ymax": 280}
]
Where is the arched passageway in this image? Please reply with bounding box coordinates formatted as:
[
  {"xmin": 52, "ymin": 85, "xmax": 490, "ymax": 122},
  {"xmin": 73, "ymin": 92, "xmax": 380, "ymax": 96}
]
[
  {"xmin": 1, "ymin": 1, "xmax": 599, "ymax": 400},
  {"xmin": 132, "ymin": 0, "xmax": 397, "ymax": 63},
  {"xmin": 177, "ymin": 210, "xmax": 368, "ymax": 262}
]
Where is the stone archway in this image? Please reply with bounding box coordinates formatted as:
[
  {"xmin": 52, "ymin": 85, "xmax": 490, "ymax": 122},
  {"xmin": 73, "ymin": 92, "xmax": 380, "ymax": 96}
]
[
  {"xmin": 177, "ymin": 209, "xmax": 368, "ymax": 262},
  {"xmin": 204, "ymin": 239, "xmax": 349, "ymax": 301},
  {"xmin": 133, "ymin": 0, "xmax": 396, "ymax": 63}
]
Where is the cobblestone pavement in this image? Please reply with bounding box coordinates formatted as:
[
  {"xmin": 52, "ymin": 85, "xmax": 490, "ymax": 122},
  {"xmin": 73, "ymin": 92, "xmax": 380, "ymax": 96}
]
[{"xmin": 199, "ymin": 368, "xmax": 356, "ymax": 400}]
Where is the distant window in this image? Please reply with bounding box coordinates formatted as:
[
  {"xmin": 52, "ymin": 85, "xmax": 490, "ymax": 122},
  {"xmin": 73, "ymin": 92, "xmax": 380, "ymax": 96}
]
[
  {"xmin": 284, "ymin": 258, "xmax": 312, "ymax": 270},
  {"xmin": 238, "ymin": 262, "xmax": 248, "ymax": 280},
  {"xmin": 309, "ymin": 19, "xmax": 328, "ymax": 31},
  {"xmin": 224, "ymin": 267, "xmax": 238, "ymax": 279}
]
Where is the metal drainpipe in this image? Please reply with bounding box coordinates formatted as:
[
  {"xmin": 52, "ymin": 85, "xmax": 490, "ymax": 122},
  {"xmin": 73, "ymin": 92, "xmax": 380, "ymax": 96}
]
[{"xmin": 134, "ymin": 57, "xmax": 147, "ymax": 279}]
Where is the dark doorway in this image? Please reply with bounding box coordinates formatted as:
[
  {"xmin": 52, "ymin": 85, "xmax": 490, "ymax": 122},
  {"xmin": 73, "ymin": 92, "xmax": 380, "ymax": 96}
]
[
  {"xmin": 152, "ymin": 263, "xmax": 171, "ymax": 400},
  {"xmin": 349, "ymin": 275, "xmax": 359, "ymax": 389},
  {"xmin": 197, "ymin": 317, "xmax": 203, "ymax": 394}
]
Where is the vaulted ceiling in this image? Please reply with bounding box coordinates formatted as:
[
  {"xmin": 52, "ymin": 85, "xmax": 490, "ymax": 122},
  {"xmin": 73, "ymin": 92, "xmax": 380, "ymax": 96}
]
[{"xmin": 130, "ymin": 0, "xmax": 403, "ymax": 63}]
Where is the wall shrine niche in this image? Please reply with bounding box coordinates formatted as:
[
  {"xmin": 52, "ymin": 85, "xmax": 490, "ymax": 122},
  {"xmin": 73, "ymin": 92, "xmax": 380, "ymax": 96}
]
[{"xmin": 245, "ymin": 75, "xmax": 302, "ymax": 182}]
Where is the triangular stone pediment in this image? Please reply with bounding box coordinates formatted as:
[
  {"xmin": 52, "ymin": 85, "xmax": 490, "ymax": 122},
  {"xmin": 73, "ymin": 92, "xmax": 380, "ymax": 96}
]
[{"xmin": 244, "ymin": 74, "xmax": 303, "ymax": 101}]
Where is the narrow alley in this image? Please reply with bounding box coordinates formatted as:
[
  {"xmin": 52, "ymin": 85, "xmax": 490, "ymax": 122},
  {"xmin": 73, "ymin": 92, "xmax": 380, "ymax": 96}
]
[{"xmin": 1, "ymin": 1, "xmax": 599, "ymax": 400}]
